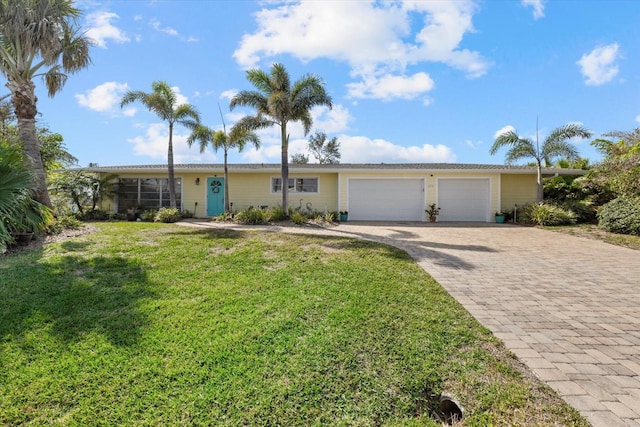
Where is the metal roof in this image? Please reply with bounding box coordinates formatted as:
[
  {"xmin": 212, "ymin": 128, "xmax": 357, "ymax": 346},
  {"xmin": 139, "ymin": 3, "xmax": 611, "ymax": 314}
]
[{"xmin": 79, "ymin": 163, "xmax": 586, "ymax": 175}]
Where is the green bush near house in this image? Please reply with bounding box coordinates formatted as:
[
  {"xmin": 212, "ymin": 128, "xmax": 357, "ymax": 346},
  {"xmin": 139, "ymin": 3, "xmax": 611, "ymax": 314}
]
[
  {"xmin": 154, "ymin": 207, "xmax": 182, "ymax": 223},
  {"xmin": 519, "ymin": 202, "xmax": 577, "ymax": 226},
  {"xmin": 75, "ymin": 208, "xmax": 112, "ymax": 221},
  {"xmin": 290, "ymin": 210, "xmax": 306, "ymax": 224},
  {"xmin": 597, "ymin": 197, "xmax": 640, "ymax": 235},
  {"xmin": 234, "ymin": 206, "xmax": 268, "ymax": 224},
  {"xmin": 46, "ymin": 215, "xmax": 83, "ymax": 235}
]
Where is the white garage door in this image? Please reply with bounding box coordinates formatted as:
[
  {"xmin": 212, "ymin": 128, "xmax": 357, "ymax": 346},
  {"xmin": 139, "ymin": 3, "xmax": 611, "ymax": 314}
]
[
  {"xmin": 438, "ymin": 179, "xmax": 490, "ymax": 222},
  {"xmin": 349, "ymin": 179, "xmax": 424, "ymax": 221}
]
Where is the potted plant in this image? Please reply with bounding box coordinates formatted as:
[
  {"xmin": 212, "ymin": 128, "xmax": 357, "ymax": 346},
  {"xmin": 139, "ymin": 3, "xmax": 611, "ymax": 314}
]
[
  {"xmin": 339, "ymin": 211, "xmax": 348, "ymax": 222},
  {"xmin": 495, "ymin": 211, "xmax": 505, "ymax": 223},
  {"xmin": 426, "ymin": 203, "xmax": 440, "ymax": 222}
]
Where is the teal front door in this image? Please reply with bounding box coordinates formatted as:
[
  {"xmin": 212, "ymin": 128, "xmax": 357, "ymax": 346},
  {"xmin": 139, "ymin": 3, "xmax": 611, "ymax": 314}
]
[{"xmin": 207, "ymin": 177, "xmax": 225, "ymax": 216}]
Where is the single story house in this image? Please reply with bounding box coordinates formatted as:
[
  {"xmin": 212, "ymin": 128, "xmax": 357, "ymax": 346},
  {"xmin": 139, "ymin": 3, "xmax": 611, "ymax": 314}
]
[{"xmin": 85, "ymin": 163, "xmax": 584, "ymax": 222}]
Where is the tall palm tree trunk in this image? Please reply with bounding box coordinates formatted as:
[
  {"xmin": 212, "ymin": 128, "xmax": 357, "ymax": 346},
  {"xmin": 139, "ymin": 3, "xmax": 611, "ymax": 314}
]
[
  {"xmin": 167, "ymin": 122, "xmax": 177, "ymax": 208},
  {"xmin": 223, "ymin": 150, "xmax": 230, "ymax": 213},
  {"xmin": 9, "ymin": 78, "xmax": 52, "ymax": 208},
  {"xmin": 536, "ymin": 160, "xmax": 544, "ymax": 202},
  {"xmin": 281, "ymin": 126, "xmax": 289, "ymax": 212}
]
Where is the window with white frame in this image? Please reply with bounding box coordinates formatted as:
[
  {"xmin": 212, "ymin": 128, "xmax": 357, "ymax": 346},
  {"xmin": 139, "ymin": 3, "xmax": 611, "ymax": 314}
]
[
  {"xmin": 271, "ymin": 177, "xmax": 318, "ymax": 193},
  {"xmin": 117, "ymin": 178, "xmax": 182, "ymax": 213}
]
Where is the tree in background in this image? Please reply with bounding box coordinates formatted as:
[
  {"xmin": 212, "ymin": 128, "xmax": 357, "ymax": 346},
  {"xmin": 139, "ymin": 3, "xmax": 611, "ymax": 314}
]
[
  {"xmin": 121, "ymin": 81, "xmax": 201, "ymax": 208},
  {"xmin": 188, "ymin": 108, "xmax": 260, "ymax": 213},
  {"xmin": 50, "ymin": 170, "xmax": 116, "ymax": 215},
  {"xmin": 590, "ymin": 129, "xmax": 640, "ymax": 198},
  {"xmin": 290, "ymin": 153, "xmax": 309, "ymax": 164},
  {"xmin": 39, "ymin": 128, "xmax": 78, "ymax": 171},
  {"xmin": 490, "ymin": 123, "xmax": 592, "ymax": 201},
  {"xmin": 230, "ymin": 63, "xmax": 332, "ymax": 211},
  {"xmin": 308, "ymin": 131, "xmax": 341, "ymax": 164},
  {"xmin": 0, "ymin": 0, "xmax": 92, "ymax": 208}
]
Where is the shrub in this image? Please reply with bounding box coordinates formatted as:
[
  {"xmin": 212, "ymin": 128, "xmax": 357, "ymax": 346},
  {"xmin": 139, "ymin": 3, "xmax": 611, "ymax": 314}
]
[
  {"xmin": 76, "ymin": 208, "xmax": 111, "ymax": 221},
  {"xmin": 234, "ymin": 207, "xmax": 267, "ymax": 225},
  {"xmin": 519, "ymin": 202, "xmax": 577, "ymax": 226},
  {"xmin": 47, "ymin": 215, "xmax": 83, "ymax": 235},
  {"xmin": 211, "ymin": 212, "xmax": 234, "ymax": 222},
  {"xmin": 290, "ymin": 210, "xmax": 306, "ymax": 225},
  {"xmin": 560, "ymin": 199, "xmax": 597, "ymax": 223},
  {"xmin": 265, "ymin": 206, "xmax": 287, "ymax": 222},
  {"xmin": 597, "ymin": 197, "xmax": 640, "ymax": 235},
  {"xmin": 154, "ymin": 208, "xmax": 182, "ymax": 223},
  {"xmin": 140, "ymin": 210, "xmax": 157, "ymax": 222},
  {"xmin": 181, "ymin": 210, "xmax": 194, "ymax": 219}
]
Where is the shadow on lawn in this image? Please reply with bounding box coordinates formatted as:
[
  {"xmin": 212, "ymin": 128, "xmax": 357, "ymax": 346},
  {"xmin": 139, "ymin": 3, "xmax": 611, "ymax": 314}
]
[
  {"xmin": 0, "ymin": 251, "xmax": 155, "ymax": 347},
  {"xmin": 165, "ymin": 227, "xmax": 246, "ymax": 240}
]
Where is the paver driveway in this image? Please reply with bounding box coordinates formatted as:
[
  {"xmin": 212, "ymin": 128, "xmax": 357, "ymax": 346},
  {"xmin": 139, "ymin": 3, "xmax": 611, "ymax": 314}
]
[
  {"xmin": 333, "ymin": 222, "xmax": 640, "ymax": 427},
  {"xmin": 184, "ymin": 220, "xmax": 640, "ymax": 426}
]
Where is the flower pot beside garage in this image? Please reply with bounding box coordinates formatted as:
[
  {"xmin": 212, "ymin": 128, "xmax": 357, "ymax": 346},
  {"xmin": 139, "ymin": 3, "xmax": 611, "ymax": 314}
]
[{"xmin": 495, "ymin": 213, "xmax": 505, "ymax": 223}]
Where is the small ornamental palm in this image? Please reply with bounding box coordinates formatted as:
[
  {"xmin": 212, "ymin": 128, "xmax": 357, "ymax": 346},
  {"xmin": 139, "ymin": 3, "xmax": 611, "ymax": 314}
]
[
  {"xmin": 121, "ymin": 81, "xmax": 201, "ymax": 208},
  {"xmin": 230, "ymin": 63, "xmax": 332, "ymax": 212},
  {"xmin": 188, "ymin": 111, "xmax": 260, "ymax": 213},
  {"xmin": 490, "ymin": 123, "xmax": 592, "ymax": 201}
]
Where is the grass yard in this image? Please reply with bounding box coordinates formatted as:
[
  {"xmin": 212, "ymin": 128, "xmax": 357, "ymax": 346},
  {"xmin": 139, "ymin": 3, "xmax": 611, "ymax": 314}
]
[
  {"xmin": 546, "ymin": 223, "xmax": 640, "ymax": 250},
  {"xmin": 0, "ymin": 222, "xmax": 587, "ymax": 426}
]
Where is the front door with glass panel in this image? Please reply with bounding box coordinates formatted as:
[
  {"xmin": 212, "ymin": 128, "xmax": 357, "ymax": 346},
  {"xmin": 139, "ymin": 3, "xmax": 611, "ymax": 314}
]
[{"xmin": 207, "ymin": 177, "xmax": 225, "ymax": 216}]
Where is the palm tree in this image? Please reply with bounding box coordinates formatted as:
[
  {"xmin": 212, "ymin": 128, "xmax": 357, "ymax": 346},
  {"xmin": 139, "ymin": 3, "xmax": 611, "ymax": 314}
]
[
  {"xmin": 187, "ymin": 109, "xmax": 260, "ymax": 213},
  {"xmin": 490, "ymin": 123, "xmax": 593, "ymax": 201},
  {"xmin": 0, "ymin": 0, "xmax": 92, "ymax": 208},
  {"xmin": 230, "ymin": 63, "xmax": 332, "ymax": 211},
  {"xmin": 0, "ymin": 140, "xmax": 51, "ymax": 248},
  {"xmin": 121, "ymin": 81, "xmax": 200, "ymax": 208}
]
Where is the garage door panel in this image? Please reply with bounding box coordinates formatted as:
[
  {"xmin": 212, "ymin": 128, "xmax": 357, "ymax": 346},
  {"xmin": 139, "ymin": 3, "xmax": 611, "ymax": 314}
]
[
  {"xmin": 438, "ymin": 179, "xmax": 490, "ymax": 222},
  {"xmin": 349, "ymin": 179, "xmax": 424, "ymax": 221}
]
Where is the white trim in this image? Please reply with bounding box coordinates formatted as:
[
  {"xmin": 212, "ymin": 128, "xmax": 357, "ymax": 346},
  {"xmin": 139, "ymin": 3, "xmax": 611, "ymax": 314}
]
[{"xmin": 270, "ymin": 176, "xmax": 320, "ymax": 194}]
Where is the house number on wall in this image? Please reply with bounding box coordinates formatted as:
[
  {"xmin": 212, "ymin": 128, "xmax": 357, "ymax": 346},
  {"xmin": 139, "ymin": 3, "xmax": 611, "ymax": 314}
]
[{"xmin": 210, "ymin": 180, "xmax": 221, "ymax": 193}]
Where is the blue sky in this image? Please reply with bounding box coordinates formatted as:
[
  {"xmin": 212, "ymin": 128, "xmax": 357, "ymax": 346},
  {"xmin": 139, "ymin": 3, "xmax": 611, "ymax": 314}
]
[{"xmin": 24, "ymin": 0, "xmax": 640, "ymax": 167}]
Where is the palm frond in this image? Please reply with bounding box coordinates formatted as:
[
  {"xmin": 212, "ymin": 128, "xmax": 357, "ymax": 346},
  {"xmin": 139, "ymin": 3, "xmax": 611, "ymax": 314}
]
[
  {"xmin": 504, "ymin": 143, "xmax": 538, "ymax": 164},
  {"xmin": 186, "ymin": 124, "xmax": 213, "ymax": 153},
  {"xmin": 545, "ymin": 123, "xmax": 593, "ymax": 145}
]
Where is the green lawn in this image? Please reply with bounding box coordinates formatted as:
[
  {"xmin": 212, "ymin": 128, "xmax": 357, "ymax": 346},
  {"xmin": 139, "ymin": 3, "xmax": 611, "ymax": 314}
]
[{"xmin": 0, "ymin": 222, "xmax": 587, "ymax": 426}]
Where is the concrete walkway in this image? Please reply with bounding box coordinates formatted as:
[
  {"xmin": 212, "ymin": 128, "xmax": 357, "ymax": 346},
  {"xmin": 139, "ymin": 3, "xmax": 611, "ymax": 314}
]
[{"xmin": 182, "ymin": 220, "xmax": 640, "ymax": 426}]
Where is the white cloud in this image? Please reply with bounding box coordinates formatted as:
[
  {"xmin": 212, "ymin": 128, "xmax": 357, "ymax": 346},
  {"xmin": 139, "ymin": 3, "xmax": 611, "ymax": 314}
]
[
  {"xmin": 577, "ymin": 43, "xmax": 620, "ymax": 86},
  {"xmin": 127, "ymin": 123, "xmax": 218, "ymax": 163},
  {"xmin": 311, "ymin": 105, "xmax": 352, "ymax": 134},
  {"xmin": 85, "ymin": 11, "xmax": 130, "ymax": 48},
  {"xmin": 340, "ymin": 136, "xmax": 456, "ymax": 163},
  {"xmin": 149, "ymin": 19, "xmax": 199, "ymax": 42},
  {"xmin": 466, "ymin": 139, "xmax": 483, "ymax": 149},
  {"xmin": 220, "ymin": 90, "xmax": 237, "ymax": 101},
  {"xmin": 241, "ymin": 134, "xmax": 456, "ymax": 164},
  {"xmin": 521, "ymin": 0, "xmax": 545, "ymax": 19},
  {"xmin": 150, "ymin": 19, "xmax": 178, "ymax": 36},
  {"xmin": 75, "ymin": 81, "xmax": 129, "ymax": 112},
  {"xmin": 636, "ymin": 115, "xmax": 640, "ymax": 123},
  {"xmin": 494, "ymin": 125, "xmax": 515, "ymax": 139},
  {"xmin": 171, "ymin": 86, "xmax": 189, "ymax": 106},
  {"xmin": 227, "ymin": 102, "xmax": 452, "ymax": 164},
  {"xmin": 122, "ymin": 107, "xmax": 136, "ymax": 117},
  {"xmin": 346, "ymin": 72, "xmax": 435, "ymax": 101},
  {"xmin": 233, "ymin": 1, "xmax": 490, "ymax": 101}
]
